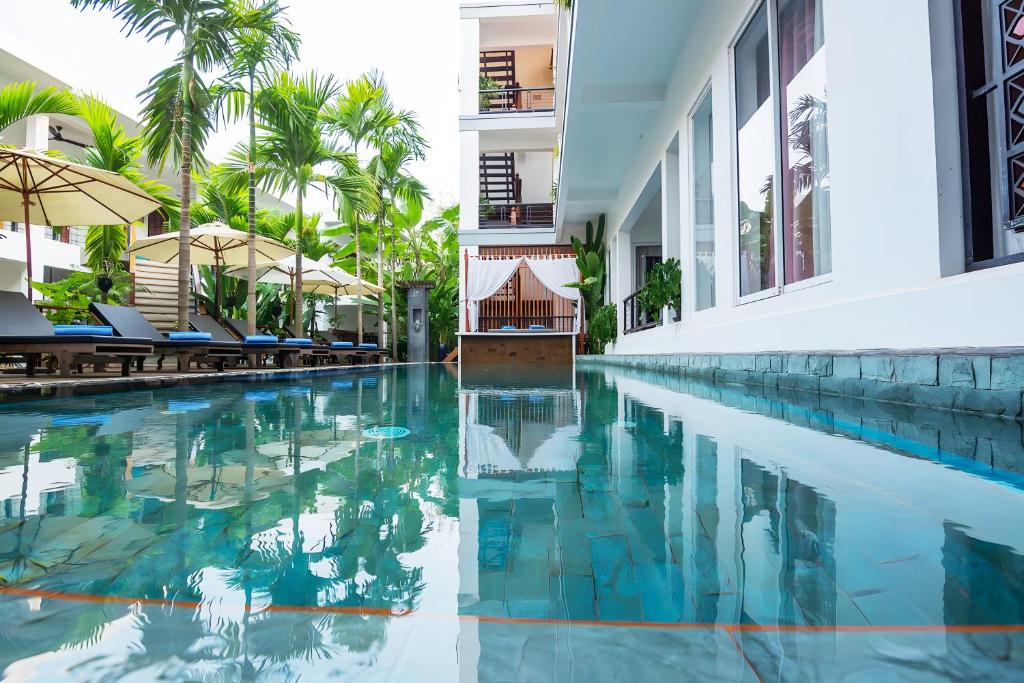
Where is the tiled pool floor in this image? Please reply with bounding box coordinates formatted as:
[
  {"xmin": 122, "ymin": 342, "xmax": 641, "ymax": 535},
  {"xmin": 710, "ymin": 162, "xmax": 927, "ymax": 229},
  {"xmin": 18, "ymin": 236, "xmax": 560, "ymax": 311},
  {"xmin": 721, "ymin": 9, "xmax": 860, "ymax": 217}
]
[{"xmin": 0, "ymin": 364, "xmax": 1021, "ymax": 680}]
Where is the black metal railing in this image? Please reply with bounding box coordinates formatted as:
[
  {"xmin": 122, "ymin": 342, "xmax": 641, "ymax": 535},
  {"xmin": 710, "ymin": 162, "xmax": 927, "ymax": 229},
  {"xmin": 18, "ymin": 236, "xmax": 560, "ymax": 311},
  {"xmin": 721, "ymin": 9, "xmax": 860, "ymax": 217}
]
[
  {"xmin": 479, "ymin": 203, "xmax": 554, "ymax": 228},
  {"xmin": 479, "ymin": 87, "xmax": 556, "ymax": 114},
  {"xmin": 480, "ymin": 315, "xmax": 576, "ymax": 333},
  {"xmin": 623, "ymin": 290, "xmax": 662, "ymax": 335}
]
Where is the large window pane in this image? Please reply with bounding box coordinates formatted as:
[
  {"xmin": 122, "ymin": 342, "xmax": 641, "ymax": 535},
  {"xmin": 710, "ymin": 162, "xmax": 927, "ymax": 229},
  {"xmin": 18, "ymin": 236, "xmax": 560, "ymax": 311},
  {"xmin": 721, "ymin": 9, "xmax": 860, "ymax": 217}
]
[
  {"xmin": 779, "ymin": 0, "xmax": 831, "ymax": 283},
  {"xmin": 692, "ymin": 89, "xmax": 715, "ymax": 310},
  {"xmin": 736, "ymin": 4, "xmax": 776, "ymax": 297}
]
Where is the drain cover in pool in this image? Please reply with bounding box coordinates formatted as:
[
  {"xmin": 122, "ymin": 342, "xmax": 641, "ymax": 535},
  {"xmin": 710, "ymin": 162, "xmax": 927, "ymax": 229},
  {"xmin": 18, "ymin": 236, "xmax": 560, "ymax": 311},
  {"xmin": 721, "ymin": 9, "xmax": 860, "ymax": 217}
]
[{"xmin": 363, "ymin": 426, "xmax": 411, "ymax": 439}]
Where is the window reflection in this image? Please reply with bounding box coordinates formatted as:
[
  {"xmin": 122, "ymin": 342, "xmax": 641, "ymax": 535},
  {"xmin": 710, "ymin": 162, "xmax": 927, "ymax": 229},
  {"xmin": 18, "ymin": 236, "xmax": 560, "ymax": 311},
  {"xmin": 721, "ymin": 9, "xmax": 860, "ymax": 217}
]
[
  {"xmin": 779, "ymin": 0, "xmax": 831, "ymax": 283},
  {"xmin": 735, "ymin": 4, "xmax": 776, "ymax": 297}
]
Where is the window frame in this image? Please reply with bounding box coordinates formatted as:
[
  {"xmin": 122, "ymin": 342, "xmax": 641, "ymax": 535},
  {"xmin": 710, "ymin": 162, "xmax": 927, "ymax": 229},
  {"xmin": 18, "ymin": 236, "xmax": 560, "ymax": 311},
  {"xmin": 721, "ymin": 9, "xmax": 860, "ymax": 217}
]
[
  {"xmin": 954, "ymin": 0, "xmax": 1024, "ymax": 271},
  {"xmin": 731, "ymin": 0, "xmax": 833, "ymax": 307},
  {"xmin": 688, "ymin": 80, "xmax": 716, "ymax": 315}
]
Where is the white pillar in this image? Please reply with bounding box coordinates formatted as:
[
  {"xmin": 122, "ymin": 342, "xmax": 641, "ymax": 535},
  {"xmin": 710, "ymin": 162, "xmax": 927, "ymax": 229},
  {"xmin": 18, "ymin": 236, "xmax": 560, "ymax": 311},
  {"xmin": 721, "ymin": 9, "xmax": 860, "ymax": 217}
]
[
  {"xmin": 24, "ymin": 115, "xmax": 49, "ymax": 151},
  {"xmin": 459, "ymin": 131, "xmax": 481, "ymax": 231},
  {"xmin": 662, "ymin": 146, "xmax": 682, "ymax": 325},
  {"xmin": 459, "ymin": 17, "xmax": 481, "ymax": 116}
]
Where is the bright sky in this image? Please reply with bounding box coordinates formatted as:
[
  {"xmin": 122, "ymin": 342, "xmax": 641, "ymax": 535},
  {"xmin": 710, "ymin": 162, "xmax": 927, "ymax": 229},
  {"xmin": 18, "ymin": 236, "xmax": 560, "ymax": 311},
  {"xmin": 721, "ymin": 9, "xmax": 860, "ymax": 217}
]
[{"xmin": 0, "ymin": 0, "xmax": 461, "ymax": 216}]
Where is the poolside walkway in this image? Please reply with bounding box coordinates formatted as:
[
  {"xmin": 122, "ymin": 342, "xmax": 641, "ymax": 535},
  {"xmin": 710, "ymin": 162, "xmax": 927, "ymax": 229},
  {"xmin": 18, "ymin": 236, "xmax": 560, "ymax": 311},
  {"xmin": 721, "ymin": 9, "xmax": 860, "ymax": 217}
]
[{"xmin": 0, "ymin": 361, "xmax": 406, "ymax": 401}]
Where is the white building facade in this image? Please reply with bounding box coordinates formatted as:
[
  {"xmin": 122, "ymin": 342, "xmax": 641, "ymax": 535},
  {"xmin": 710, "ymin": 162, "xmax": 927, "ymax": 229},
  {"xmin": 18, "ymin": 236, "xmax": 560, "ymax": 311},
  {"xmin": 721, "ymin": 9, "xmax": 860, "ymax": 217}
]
[{"xmin": 461, "ymin": 0, "xmax": 1024, "ymax": 356}]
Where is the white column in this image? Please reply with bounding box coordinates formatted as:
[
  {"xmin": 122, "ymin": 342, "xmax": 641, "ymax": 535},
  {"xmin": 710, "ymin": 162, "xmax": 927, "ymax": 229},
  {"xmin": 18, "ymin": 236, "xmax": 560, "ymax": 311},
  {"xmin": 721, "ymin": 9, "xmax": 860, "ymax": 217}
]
[
  {"xmin": 662, "ymin": 146, "xmax": 681, "ymax": 325},
  {"xmin": 459, "ymin": 131, "xmax": 481, "ymax": 232},
  {"xmin": 459, "ymin": 17, "xmax": 481, "ymax": 116},
  {"xmin": 24, "ymin": 115, "xmax": 49, "ymax": 151},
  {"xmin": 613, "ymin": 231, "xmax": 631, "ymax": 341}
]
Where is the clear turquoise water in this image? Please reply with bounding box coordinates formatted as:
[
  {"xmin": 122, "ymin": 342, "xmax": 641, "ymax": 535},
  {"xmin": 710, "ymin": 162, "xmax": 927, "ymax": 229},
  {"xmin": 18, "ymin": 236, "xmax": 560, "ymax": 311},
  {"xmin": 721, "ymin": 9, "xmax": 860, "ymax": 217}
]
[{"xmin": 0, "ymin": 364, "xmax": 1021, "ymax": 680}]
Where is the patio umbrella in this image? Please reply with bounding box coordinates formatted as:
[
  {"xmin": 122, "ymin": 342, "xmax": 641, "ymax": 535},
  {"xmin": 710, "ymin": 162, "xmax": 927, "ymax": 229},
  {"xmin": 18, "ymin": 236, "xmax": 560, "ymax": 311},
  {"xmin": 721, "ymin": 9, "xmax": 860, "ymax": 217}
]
[
  {"xmin": 224, "ymin": 255, "xmax": 382, "ymax": 330},
  {"xmin": 0, "ymin": 148, "xmax": 162, "ymax": 300},
  {"xmin": 126, "ymin": 221, "xmax": 293, "ymax": 317}
]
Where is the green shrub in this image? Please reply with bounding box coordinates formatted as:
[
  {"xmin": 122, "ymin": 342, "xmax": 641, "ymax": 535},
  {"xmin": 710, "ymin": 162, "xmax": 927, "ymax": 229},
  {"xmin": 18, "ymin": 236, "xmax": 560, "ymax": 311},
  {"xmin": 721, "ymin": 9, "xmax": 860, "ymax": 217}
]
[{"xmin": 588, "ymin": 303, "xmax": 617, "ymax": 354}]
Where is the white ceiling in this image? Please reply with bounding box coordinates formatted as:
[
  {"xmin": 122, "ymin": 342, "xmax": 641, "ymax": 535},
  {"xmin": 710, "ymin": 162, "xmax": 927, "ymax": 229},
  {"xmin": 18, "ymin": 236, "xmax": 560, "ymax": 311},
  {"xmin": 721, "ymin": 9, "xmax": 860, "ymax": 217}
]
[{"xmin": 557, "ymin": 0, "xmax": 701, "ymax": 227}]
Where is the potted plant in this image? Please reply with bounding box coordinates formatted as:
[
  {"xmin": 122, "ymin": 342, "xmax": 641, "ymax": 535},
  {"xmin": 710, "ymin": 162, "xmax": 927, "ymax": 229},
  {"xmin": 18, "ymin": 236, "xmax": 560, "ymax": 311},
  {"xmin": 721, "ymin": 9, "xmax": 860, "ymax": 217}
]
[{"xmin": 637, "ymin": 258, "xmax": 681, "ymax": 324}]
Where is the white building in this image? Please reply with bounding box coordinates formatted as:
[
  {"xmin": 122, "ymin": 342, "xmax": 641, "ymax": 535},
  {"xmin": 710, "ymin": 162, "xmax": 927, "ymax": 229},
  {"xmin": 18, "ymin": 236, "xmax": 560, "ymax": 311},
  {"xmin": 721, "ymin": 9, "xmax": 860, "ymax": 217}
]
[
  {"xmin": 0, "ymin": 35, "xmax": 291, "ymax": 305},
  {"xmin": 459, "ymin": 0, "xmax": 1024, "ymax": 358}
]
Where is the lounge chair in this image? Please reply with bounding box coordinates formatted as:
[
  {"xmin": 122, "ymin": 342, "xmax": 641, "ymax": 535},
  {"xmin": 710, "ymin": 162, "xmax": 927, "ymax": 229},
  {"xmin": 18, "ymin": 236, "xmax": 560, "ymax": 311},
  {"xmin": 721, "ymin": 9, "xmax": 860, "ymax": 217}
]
[
  {"xmin": 0, "ymin": 291, "xmax": 153, "ymax": 377},
  {"xmin": 224, "ymin": 318, "xmax": 330, "ymax": 366},
  {"xmin": 324, "ymin": 330, "xmax": 388, "ymax": 364},
  {"xmin": 89, "ymin": 303, "xmax": 241, "ymax": 372},
  {"xmin": 189, "ymin": 314, "xmax": 299, "ymax": 368}
]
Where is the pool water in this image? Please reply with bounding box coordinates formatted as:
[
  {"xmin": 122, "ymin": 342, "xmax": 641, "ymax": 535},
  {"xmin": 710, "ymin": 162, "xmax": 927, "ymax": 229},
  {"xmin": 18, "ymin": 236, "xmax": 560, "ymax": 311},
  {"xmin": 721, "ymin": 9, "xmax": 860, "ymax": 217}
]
[{"xmin": 0, "ymin": 364, "xmax": 1022, "ymax": 680}]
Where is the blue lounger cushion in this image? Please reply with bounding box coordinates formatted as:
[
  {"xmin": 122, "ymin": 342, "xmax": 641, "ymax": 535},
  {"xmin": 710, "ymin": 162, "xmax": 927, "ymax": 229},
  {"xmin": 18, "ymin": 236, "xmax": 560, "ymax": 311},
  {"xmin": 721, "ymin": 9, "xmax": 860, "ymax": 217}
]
[
  {"xmin": 358, "ymin": 343, "xmax": 378, "ymax": 349},
  {"xmin": 500, "ymin": 325, "xmax": 516, "ymax": 330},
  {"xmin": 54, "ymin": 324, "xmax": 112, "ymax": 336},
  {"xmin": 528, "ymin": 324, "xmax": 545, "ymax": 330},
  {"xmin": 244, "ymin": 335, "xmax": 278, "ymax": 344},
  {"xmin": 331, "ymin": 341, "xmax": 355, "ymax": 348},
  {"xmin": 283, "ymin": 338, "xmax": 313, "ymax": 346},
  {"xmin": 168, "ymin": 331, "xmax": 212, "ymax": 342}
]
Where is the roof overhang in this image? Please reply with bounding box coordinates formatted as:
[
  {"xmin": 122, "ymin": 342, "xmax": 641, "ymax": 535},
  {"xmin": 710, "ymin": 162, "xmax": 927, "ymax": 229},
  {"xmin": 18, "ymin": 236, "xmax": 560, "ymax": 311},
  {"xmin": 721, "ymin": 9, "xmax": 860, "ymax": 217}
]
[{"xmin": 556, "ymin": 0, "xmax": 700, "ymax": 235}]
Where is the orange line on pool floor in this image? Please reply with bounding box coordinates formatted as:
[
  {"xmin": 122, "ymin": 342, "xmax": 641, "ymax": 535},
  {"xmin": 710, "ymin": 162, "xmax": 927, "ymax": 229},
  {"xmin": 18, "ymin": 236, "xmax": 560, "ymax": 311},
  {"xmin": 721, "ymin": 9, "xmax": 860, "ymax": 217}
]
[{"xmin": 2, "ymin": 585, "xmax": 1023, "ymax": 634}]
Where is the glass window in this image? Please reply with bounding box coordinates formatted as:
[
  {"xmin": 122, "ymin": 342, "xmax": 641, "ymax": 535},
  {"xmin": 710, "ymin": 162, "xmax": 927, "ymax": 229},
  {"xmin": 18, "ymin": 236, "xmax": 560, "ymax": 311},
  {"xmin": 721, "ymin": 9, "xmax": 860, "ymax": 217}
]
[
  {"xmin": 778, "ymin": 0, "xmax": 830, "ymax": 283},
  {"xmin": 956, "ymin": 0, "xmax": 1024, "ymax": 268},
  {"xmin": 692, "ymin": 88, "xmax": 715, "ymax": 310},
  {"xmin": 735, "ymin": 4, "xmax": 776, "ymax": 297}
]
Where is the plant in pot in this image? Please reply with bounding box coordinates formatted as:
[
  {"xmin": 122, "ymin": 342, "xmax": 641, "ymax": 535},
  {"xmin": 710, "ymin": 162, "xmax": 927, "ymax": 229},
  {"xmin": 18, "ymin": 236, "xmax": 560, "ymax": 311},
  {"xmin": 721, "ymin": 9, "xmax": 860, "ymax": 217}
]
[
  {"xmin": 479, "ymin": 75, "xmax": 502, "ymax": 110},
  {"xmin": 637, "ymin": 258, "xmax": 681, "ymax": 323}
]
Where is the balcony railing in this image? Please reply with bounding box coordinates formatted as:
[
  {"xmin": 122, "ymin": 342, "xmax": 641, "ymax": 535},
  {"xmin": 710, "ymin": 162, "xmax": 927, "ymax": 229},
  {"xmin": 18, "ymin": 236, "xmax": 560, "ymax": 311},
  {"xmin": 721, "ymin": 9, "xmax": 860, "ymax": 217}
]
[
  {"xmin": 479, "ymin": 203, "xmax": 554, "ymax": 229},
  {"xmin": 479, "ymin": 87, "xmax": 555, "ymax": 114},
  {"xmin": 479, "ymin": 315, "xmax": 576, "ymax": 333},
  {"xmin": 623, "ymin": 289, "xmax": 662, "ymax": 335}
]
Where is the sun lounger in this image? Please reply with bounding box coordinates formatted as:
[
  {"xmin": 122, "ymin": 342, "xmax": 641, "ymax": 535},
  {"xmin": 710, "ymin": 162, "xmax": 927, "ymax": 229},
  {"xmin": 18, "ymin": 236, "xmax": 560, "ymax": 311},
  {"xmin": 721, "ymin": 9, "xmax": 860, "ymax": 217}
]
[
  {"xmin": 90, "ymin": 303, "xmax": 241, "ymax": 372},
  {"xmin": 224, "ymin": 319, "xmax": 330, "ymax": 365},
  {"xmin": 0, "ymin": 291, "xmax": 153, "ymax": 377},
  {"xmin": 189, "ymin": 314, "xmax": 299, "ymax": 369}
]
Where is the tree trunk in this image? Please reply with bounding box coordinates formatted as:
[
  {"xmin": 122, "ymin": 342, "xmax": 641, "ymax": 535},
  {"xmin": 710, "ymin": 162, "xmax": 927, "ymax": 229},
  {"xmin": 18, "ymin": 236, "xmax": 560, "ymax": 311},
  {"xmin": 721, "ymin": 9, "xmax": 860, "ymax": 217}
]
[
  {"xmin": 355, "ymin": 218, "xmax": 363, "ymax": 344},
  {"xmin": 389, "ymin": 222, "xmax": 397, "ymax": 358},
  {"xmin": 376, "ymin": 217, "xmax": 384, "ymax": 348},
  {"xmin": 293, "ymin": 189, "xmax": 304, "ymax": 332},
  {"xmin": 246, "ymin": 69, "xmax": 258, "ymax": 336},
  {"xmin": 177, "ymin": 42, "xmax": 195, "ymax": 332}
]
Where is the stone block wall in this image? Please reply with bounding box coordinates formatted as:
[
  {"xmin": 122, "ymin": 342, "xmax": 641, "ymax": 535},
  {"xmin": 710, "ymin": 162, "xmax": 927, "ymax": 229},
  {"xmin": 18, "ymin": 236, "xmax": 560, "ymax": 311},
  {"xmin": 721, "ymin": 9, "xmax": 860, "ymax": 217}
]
[{"xmin": 578, "ymin": 350, "xmax": 1024, "ymax": 419}]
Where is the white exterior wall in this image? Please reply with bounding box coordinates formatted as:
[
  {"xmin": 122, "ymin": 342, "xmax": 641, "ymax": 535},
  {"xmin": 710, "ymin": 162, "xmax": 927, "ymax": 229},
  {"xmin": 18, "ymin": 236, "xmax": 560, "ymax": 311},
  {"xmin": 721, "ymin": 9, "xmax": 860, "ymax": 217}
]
[{"xmin": 591, "ymin": 0, "xmax": 1020, "ymax": 354}]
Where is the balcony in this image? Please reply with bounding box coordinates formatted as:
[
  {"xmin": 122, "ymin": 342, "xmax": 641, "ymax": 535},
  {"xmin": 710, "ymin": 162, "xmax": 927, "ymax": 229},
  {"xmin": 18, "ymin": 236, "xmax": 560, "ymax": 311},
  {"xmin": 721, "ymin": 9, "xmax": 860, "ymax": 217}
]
[
  {"xmin": 623, "ymin": 288, "xmax": 661, "ymax": 335},
  {"xmin": 479, "ymin": 202, "xmax": 554, "ymax": 229},
  {"xmin": 479, "ymin": 86, "xmax": 555, "ymax": 114}
]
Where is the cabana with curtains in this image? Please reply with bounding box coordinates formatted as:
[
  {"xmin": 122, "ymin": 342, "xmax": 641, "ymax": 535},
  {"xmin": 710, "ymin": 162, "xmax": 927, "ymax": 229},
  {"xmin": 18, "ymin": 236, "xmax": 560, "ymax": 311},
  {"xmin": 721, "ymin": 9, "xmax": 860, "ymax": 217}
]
[{"xmin": 459, "ymin": 253, "xmax": 581, "ymax": 366}]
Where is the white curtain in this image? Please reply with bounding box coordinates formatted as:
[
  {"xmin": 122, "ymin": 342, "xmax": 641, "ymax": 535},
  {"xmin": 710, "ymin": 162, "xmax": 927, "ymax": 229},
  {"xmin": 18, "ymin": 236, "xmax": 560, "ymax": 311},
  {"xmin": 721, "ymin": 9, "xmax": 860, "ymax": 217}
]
[
  {"xmin": 524, "ymin": 257, "xmax": 582, "ymax": 332},
  {"xmin": 465, "ymin": 257, "xmax": 523, "ymax": 332}
]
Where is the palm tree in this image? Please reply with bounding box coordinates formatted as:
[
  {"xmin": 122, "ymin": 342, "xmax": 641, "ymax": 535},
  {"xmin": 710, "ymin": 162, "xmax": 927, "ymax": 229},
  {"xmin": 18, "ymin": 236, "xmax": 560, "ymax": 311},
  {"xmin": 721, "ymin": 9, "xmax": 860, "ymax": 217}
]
[
  {"xmin": 71, "ymin": 0, "xmax": 280, "ymax": 331},
  {"xmin": 0, "ymin": 81, "xmax": 78, "ymax": 135},
  {"xmin": 367, "ymin": 142, "xmax": 428, "ymax": 357},
  {"xmin": 222, "ymin": 0, "xmax": 300, "ymax": 335},
  {"xmin": 322, "ymin": 73, "xmax": 389, "ymax": 345},
  {"xmin": 73, "ymin": 95, "xmax": 178, "ymax": 300},
  {"xmin": 246, "ymin": 71, "xmax": 345, "ymax": 330}
]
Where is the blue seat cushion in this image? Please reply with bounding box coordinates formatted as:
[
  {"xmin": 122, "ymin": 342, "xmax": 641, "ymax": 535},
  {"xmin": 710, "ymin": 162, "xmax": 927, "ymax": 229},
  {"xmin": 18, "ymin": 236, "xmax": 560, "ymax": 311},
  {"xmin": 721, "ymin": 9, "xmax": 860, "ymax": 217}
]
[
  {"xmin": 168, "ymin": 331, "xmax": 212, "ymax": 342},
  {"xmin": 500, "ymin": 325, "xmax": 516, "ymax": 330},
  {"xmin": 331, "ymin": 341, "xmax": 355, "ymax": 348},
  {"xmin": 358, "ymin": 343, "xmax": 378, "ymax": 349},
  {"xmin": 528, "ymin": 324, "xmax": 545, "ymax": 330},
  {"xmin": 244, "ymin": 335, "xmax": 278, "ymax": 345},
  {"xmin": 54, "ymin": 324, "xmax": 112, "ymax": 336},
  {"xmin": 283, "ymin": 338, "xmax": 313, "ymax": 346}
]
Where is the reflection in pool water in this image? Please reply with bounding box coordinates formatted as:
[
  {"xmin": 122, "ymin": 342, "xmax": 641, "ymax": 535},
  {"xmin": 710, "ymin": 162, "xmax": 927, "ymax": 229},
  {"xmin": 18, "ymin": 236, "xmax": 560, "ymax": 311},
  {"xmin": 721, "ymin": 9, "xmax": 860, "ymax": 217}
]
[{"xmin": 0, "ymin": 363, "xmax": 1021, "ymax": 680}]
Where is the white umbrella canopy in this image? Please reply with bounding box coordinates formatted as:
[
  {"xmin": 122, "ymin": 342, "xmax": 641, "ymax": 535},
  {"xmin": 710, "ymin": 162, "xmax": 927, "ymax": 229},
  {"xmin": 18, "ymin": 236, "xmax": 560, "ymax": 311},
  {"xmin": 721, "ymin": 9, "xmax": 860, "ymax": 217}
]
[
  {"xmin": 224, "ymin": 254, "xmax": 383, "ymax": 295},
  {"xmin": 125, "ymin": 221, "xmax": 292, "ymax": 266},
  {"xmin": 126, "ymin": 222, "xmax": 293, "ymax": 316},
  {"xmin": 0, "ymin": 148, "xmax": 162, "ymax": 299}
]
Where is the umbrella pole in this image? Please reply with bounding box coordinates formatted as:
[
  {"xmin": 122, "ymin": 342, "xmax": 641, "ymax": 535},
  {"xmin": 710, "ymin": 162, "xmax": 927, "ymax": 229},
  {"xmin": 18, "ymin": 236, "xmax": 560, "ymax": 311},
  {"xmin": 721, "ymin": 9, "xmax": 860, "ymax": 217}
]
[
  {"xmin": 215, "ymin": 250, "xmax": 222, "ymax": 321},
  {"xmin": 333, "ymin": 286, "xmax": 338, "ymax": 332},
  {"xmin": 22, "ymin": 190, "xmax": 33, "ymax": 302}
]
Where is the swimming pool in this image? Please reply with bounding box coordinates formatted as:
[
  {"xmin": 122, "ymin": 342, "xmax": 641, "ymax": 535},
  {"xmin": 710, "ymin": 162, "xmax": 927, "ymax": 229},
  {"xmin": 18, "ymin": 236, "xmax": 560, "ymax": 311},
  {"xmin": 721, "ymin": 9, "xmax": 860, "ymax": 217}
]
[{"xmin": 0, "ymin": 364, "xmax": 1021, "ymax": 680}]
